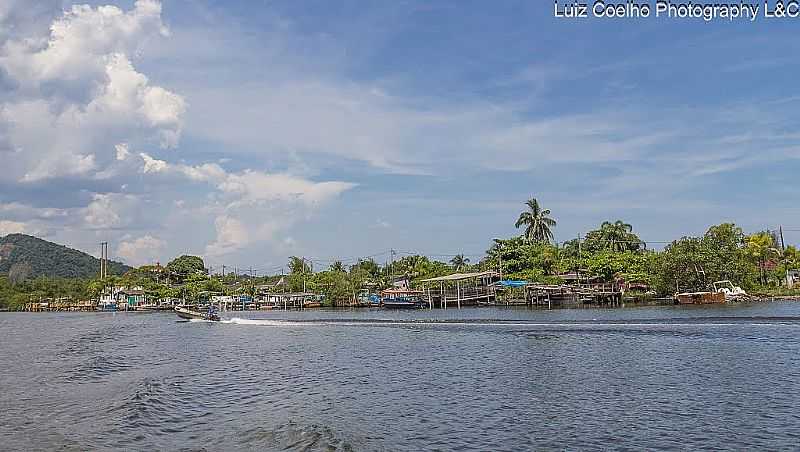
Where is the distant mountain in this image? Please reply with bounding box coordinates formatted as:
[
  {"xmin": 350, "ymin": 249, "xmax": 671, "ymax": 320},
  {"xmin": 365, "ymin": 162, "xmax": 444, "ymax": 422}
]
[{"xmin": 0, "ymin": 234, "xmax": 131, "ymax": 280}]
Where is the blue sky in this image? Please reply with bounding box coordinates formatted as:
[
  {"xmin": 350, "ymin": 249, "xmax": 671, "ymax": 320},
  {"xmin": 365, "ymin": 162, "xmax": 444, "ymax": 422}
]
[{"xmin": 1, "ymin": 0, "xmax": 799, "ymax": 271}]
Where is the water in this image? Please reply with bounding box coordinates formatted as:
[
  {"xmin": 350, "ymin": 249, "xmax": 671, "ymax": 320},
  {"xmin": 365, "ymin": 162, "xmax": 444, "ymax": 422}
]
[{"xmin": 2, "ymin": 302, "xmax": 800, "ymax": 451}]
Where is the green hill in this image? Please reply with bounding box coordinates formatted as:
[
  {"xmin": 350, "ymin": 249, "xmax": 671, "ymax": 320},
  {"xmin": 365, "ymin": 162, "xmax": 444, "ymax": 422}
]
[{"xmin": 0, "ymin": 234, "xmax": 130, "ymax": 280}]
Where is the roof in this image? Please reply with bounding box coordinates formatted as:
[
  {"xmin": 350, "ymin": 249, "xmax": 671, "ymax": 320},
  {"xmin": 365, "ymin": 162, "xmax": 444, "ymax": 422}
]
[
  {"xmin": 496, "ymin": 280, "xmax": 528, "ymax": 287},
  {"xmin": 419, "ymin": 271, "xmax": 499, "ymax": 282},
  {"xmin": 381, "ymin": 289, "xmax": 423, "ymax": 295},
  {"xmin": 557, "ymin": 272, "xmax": 601, "ymax": 281}
]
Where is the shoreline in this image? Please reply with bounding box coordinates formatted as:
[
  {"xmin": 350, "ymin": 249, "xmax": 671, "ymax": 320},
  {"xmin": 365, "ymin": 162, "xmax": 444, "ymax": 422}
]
[{"xmin": 4, "ymin": 297, "xmax": 799, "ymax": 314}]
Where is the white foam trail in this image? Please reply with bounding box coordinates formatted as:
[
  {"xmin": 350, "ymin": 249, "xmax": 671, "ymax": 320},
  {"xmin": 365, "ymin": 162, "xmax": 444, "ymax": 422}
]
[
  {"xmin": 213, "ymin": 319, "xmax": 800, "ymax": 328},
  {"xmin": 223, "ymin": 317, "xmax": 316, "ymax": 326}
]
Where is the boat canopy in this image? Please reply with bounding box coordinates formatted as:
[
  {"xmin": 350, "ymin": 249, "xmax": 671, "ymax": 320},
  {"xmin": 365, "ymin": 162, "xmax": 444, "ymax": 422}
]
[{"xmin": 497, "ymin": 280, "xmax": 527, "ymax": 287}]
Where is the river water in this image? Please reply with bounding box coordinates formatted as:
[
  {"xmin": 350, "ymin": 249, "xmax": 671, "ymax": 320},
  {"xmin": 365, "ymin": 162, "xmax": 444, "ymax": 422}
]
[{"xmin": 2, "ymin": 302, "xmax": 800, "ymax": 451}]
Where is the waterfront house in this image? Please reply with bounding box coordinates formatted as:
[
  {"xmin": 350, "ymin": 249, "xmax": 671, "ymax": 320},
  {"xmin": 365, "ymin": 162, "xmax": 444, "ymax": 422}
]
[
  {"xmin": 391, "ymin": 275, "xmax": 412, "ymax": 290},
  {"xmin": 115, "ymin": 287, "xmax": 146, "ymax": 309}
]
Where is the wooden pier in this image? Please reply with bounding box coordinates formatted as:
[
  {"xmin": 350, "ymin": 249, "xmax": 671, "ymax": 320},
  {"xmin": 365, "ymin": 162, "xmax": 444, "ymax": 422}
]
[{"xmin": 419, "ymin": 271, "xmax": 498, "ymax": 309}]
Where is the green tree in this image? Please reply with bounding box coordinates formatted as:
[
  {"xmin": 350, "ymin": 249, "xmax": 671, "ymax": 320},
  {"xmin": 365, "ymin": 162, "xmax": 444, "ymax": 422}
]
[
  {"xmin": 584, "ymin": 220, "xmax": 643, "ymax": 252},
  {"xmin": 449, "ymin": 254, "xmax": 470, "ymax": 271},
  {"xmin": 288, "ymin": 256, "xmax": 311, "ymax": 275},
  {"xmin": 166, "ymin": 255, "xmax": 206, "ymax": 283},
  {"xmin": 330, "ymin": 260, "xmax": 346, "ymax": 272},
  {"xmin": 746, "ymin": 232, "xmax": 780, "ymax": 285},
  {"xmin": 514, "ymin": 198, "xmax": 557, "ymax": 243},
  {"xmin": 350, "ymin": 258, "xmax": 379, "ymax": 278}
]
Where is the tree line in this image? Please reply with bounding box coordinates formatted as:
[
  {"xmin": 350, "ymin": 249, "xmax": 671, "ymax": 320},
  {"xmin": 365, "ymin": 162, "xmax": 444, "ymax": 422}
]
[{"xmin": 1, "ymin": 197, "xmax": 798, "ymax": 310}]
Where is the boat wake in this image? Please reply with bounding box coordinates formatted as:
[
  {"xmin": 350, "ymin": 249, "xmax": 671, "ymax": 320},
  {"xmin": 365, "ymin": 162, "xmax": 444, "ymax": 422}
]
[
  {"xmin": 223, "ymin": 318, "xmax": 315, "ymax": 326},
  {"xmin": 205, "ymin": 316, "xmax": 800, "ymax": 328}
]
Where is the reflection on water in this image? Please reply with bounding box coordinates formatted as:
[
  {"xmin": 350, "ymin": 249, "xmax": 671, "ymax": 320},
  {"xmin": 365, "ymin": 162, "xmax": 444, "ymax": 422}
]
[{"xmin": 2, "ymin": 303, "xmax": 800, "ymax": 451}]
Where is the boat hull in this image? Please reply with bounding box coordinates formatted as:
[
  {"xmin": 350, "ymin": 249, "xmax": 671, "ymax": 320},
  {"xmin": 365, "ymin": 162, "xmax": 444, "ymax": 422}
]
[
  {"xmin": 675, "ymin": 292, "xmax": 726, "ymax": 305},
  {"xmin": 175, "ymin": 307, "xmax": 220, "ymax": 321},
  {"xmin": 381, "ymin": 301, "xmax": 424, "ymax": 309}
]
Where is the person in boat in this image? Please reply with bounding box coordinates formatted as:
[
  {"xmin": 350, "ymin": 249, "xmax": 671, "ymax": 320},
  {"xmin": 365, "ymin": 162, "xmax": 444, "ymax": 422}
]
[{"xmin": 206, "ymin": 305, "xmax": 219, "ymax": 320}]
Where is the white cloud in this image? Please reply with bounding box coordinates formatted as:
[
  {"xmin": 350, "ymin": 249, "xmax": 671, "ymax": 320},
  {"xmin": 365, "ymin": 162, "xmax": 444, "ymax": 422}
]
[
  {"xmin": 83, "ymin": 193, "xmax": 140, "ymax": 230},
  {"xmin": 0, "ymin": 220, "xmax": 28, "ymax": 236},
  {"xmin": 218, "ymin": 171, "xmax": 356, "ymax": 207},
  {"xmin": 84, "ymin": 194, "xmax": 121, "ymax": 229},
  {"xmin": 140, "ymin": 152, "xmax": 168, "ymax": 173},
  {"xmin": 0, "ymin": 0, "xmax": 184, "ymax": 184},
  {"xmin": 116, "ymin": 234, "xmax": 166, "ymax": 266},
  {"xmin": 115, "ymin": 143, "xmax": 130, "ymax": 160},
  {"xmin": 2, "ymin": 0, "xmax": 167, "ymax": 90},
  {"xmin": 205, "ymin": 216, "xmax": 248, "ymax": 257}
]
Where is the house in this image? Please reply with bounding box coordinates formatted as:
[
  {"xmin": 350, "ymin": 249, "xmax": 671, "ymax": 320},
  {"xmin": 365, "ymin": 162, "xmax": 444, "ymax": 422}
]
[
  {"xmin": 788, "ymin": 270, "xmax": 800, "ymax": 288},
  {"xmin": 116, "ymin": 287, "xmax": 146, "ymax": 308},
  {"xmin": 391, "ymin": 275, "xmax": 411, "ymax": 290}
]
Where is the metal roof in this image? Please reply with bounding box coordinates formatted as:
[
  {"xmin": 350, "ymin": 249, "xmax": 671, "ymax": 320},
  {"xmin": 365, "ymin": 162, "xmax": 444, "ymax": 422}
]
[{"xmin": 419, "ymin": 271, "xmax": 499, "ymax": 283}]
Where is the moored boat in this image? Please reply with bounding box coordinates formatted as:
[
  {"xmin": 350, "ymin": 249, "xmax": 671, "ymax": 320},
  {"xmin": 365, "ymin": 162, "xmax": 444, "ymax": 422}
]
[
  {"xmin": 381, "ymin": 289, "xmax": 426, "ymax": 309},
  {"xmin": 674, "ymin": 291, "xmax": 726, "ymax": 305},
  {"xmin": 713, "ymin": 280, "xmax": 749, "ymax": 301}
]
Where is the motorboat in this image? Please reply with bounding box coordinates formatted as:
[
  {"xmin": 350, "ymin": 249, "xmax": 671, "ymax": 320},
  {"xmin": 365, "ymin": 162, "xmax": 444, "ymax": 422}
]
[
  {"xmin": 713, "ymin": 280, "xmax": 749, "ymax": 301},
  {"xmin": 380, "ymin": 289, "xmax": 426, "ymax": 309},
  {"xmin": 175, "ymin": 306, "xmax": 220, "ymax": 321}
]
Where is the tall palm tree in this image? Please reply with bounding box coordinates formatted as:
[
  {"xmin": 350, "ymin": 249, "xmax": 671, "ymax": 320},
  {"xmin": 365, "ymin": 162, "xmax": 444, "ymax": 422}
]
[
  {"xmin": 600, "ymin": 220, "xmax": 638, "ymax": 252},
  {"xmin": 330, "ymin": 260, "xmax": 345, "ymax": 272},
  {"xmin": 515, "ymin": 198, "xmax": 557, "ymax": 243},
  {"xmin": 450, "ymin": 254, "xmax": 470, "ymax": 271}
]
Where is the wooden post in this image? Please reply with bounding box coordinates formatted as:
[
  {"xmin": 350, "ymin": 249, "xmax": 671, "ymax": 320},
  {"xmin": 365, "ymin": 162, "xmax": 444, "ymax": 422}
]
[
  {"xmin": 427, "ymin": 285, "xmax": 432, "ymax": 310},
  {"xmin": 440, "ymin": 281, "xmax": 445, "ymax": 309},
  {"xmin": 457, "ymin": 280, "xmax": 461, "ymax": 309}
]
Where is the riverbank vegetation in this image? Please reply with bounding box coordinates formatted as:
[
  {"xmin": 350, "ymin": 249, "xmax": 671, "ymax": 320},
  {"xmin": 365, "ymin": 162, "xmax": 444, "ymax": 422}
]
[{"xmin": 1, "ymin": 197, "xmax": 799, "ymax": 310}]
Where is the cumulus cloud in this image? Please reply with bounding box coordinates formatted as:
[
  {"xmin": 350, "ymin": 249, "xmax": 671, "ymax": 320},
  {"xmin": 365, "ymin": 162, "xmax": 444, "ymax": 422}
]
[
  {"xmin": 0, "ymin": 0, "xmax": 184, "ymax": 184},
  {"xmin": 116, "ymin": 234, "xmax": 166, "ymax": 266},
  {"xmin": 2, "ymin": 0, "xmax": 167, "ymax": 91},
  {"xmin": 84, "ymin": 193, "xmax": 140, "ymax": 230},
  {"xmin": 205, "ymin": 216, "xmax": 248, "ymax": 257}
]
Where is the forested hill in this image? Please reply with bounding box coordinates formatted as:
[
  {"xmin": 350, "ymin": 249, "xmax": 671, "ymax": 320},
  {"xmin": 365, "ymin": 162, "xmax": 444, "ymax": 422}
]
[{"xmin": 0, "ymin": 234, "xmax": 130, "ymax": 280}]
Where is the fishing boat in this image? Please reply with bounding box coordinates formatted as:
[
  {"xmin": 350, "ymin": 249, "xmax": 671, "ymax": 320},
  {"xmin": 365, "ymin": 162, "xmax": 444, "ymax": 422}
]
[
  {"xmin": 381, "ymin": 289, "xmax": 426, "ymax": 309},
  {"xmin": 175, "ymin": 306, "xmax": 221, "ymax": 321}
]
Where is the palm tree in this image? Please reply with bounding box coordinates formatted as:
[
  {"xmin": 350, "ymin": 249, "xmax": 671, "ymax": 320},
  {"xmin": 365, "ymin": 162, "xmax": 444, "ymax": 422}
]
[
  {"xmin": 515, "ymin": 198, "xmax": 557, "ymax": 243},
  {"xmin": 599, "ymin": 220, "xmax": 640, "ymax": 252},
  {"xmin": 330, "ymin": 260, "xmax": 345, "ymax": 272},
  {"xmin": 450, "ymin": 254, "xmax": 470, "ymax": 271}
]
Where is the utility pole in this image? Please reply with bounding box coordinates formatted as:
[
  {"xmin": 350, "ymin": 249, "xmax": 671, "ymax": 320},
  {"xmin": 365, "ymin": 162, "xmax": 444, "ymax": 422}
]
[
  {"xmin": 390, "ymin": 249, "xmax": 395, "ymax": 287},
  {"xmin": 577, "ymin": 233, "xmax": 582, "ymax": 287},
  {"xmin": 222, "ymin": 265, "xmax": 226, "ymax": 278},
  {"xmin": 780, "ymin": 226, "xmax": 789, "ymax": 287},
  {"xmin": 302, "ymin": 257, "xmax": 306, "ymax": 292},
  {"xmin": 99, "ymin": 241, "xmax": 108, "ymax": 279}
]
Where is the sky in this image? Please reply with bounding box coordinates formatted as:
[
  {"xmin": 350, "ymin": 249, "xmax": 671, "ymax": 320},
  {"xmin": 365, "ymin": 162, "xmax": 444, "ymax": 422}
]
[{"xmin": 1, "ymin": 0, "xmax": 799, "ymax": 272}]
